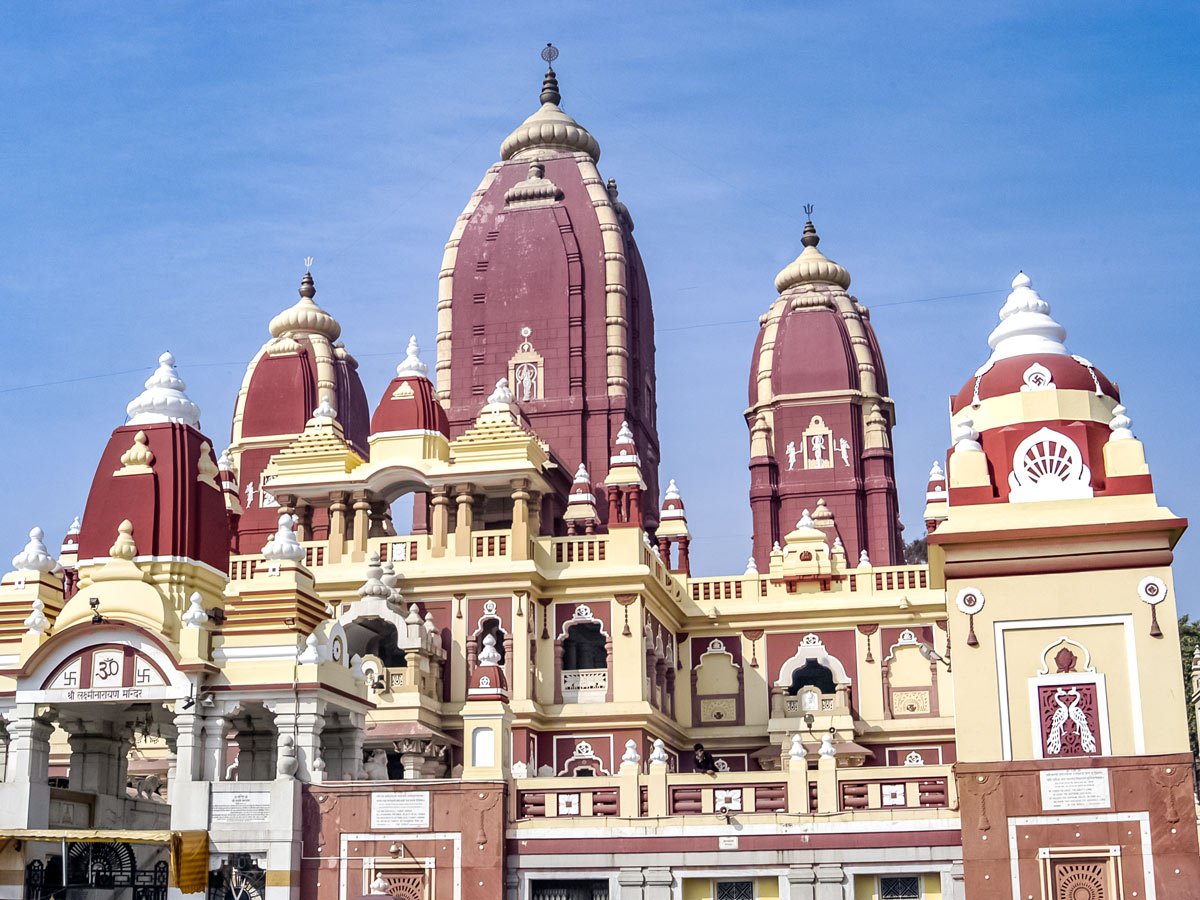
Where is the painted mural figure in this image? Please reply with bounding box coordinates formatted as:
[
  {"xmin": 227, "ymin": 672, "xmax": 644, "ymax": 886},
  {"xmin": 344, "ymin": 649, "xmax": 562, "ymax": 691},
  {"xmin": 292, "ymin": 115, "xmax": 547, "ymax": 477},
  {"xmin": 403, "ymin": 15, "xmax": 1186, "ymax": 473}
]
[{"xmin": 785, "ymin": 440, "xmax": 799, "ymax": 470}]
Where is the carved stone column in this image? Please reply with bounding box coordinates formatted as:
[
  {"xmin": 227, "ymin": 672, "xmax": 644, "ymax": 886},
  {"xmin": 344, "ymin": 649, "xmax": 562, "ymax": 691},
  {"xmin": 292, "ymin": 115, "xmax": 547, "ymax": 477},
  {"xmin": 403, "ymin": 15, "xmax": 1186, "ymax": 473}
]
[
  {"xmin": 430, "ymin": 486, "xmax": 451, "ymax": 557},
  {"xmin": 172, "ymin": 710, "xmax": 202, "ymax": 784},
  {"xmin": 351, "ymin": 491, "xmax": 372, "ymax": 561},
  {"xmin": 454, "ymin": 484, "xmax": 475, "ymax": 557},
  {"xmin": 511, "ymin": 478, "xmax": 531, "ymax": 561},
  {"xmin": 200, "ymin": 714, "xmax": 229, "ymax": 783},
  {"xmin": 328, "ymin": 491, "xmax": 349, "ymax": 563}
]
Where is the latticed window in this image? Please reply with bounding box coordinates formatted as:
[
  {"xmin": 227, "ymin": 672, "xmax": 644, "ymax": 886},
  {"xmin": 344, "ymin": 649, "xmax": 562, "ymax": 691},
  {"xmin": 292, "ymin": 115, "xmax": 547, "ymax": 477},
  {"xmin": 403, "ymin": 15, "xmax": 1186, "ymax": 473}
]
[
  {"xmin": 716, "ymin": 882, "xmax": 754, "ymax": 900},
  {"xmin": 880, "ymin": 876, "xmax": 921, "ymax": 899}
]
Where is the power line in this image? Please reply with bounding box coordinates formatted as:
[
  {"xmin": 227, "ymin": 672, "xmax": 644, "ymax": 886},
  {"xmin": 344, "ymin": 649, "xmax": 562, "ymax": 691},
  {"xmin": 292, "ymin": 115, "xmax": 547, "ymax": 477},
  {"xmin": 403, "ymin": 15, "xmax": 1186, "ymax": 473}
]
[{"xmin": 0, "ymin": 289, "xmax": 1004, "ymax": 396}]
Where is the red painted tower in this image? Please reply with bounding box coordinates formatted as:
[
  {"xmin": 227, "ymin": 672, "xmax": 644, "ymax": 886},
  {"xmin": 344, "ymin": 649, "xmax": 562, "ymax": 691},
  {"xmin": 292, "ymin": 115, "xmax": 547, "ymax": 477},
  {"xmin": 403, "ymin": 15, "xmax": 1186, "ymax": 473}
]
[
  {"xmin": 746, "ymin": 212, "xmax": 903, "ymax": 569},
  {"xmin": 434, "ymin": 49, "xmax": 660, "ymax": 529}
]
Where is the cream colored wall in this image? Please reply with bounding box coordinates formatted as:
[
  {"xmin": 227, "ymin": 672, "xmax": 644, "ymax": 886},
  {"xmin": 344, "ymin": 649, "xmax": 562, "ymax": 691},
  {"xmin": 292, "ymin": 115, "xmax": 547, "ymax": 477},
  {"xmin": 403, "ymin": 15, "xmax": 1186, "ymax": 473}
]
[
  {"xmin": 948, "ymin": 563, "xmax": 1189, "ymax": 762},
  {"xmin": 853, "ymin": 873, "xmax": 940, "ymax": 900},
  {"xmin": 682, "ymin": 877, "xmax": 779, "ymax": 900}
]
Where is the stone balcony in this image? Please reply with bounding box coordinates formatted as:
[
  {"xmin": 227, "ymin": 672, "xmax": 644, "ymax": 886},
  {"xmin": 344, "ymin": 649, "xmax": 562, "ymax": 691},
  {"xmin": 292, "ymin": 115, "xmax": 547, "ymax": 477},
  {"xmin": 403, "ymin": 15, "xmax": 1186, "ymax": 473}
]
[{"xmin": 560, "ymin": 668, "xmax": 608, "ymax": 704}]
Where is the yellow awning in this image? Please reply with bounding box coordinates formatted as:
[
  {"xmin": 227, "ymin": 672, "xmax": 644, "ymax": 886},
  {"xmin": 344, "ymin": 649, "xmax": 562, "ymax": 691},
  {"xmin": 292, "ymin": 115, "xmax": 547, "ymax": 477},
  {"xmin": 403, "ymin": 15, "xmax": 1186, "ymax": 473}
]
[{"xmin": 0, "ymin": 829, "xmax": 209, "ymax": 894}]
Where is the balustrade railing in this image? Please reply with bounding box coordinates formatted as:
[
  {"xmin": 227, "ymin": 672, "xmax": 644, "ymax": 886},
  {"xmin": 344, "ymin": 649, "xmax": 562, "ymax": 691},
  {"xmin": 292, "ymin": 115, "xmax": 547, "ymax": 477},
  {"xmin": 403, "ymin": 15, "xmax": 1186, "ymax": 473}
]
[
  {"xmin": 560, "ymin": 668, "xmax": 608, "ymax": 704},
  {"xmin": 510, "ymin": 764, "xmax": 956, "ymax": 824}
]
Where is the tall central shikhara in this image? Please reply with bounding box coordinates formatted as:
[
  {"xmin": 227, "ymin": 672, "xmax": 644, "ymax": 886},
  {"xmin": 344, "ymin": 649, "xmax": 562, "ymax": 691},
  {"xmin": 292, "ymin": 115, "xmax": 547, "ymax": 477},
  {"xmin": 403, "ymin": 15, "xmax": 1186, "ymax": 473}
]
[{"xmin": 434, "ymin": 47, "xmax": 661, "ymax": 529}]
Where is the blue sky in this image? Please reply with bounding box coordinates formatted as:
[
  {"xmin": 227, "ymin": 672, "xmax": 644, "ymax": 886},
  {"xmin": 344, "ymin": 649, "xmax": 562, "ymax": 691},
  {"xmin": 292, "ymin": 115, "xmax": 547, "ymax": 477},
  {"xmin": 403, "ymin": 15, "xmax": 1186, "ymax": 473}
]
[{"xmin": 2, "ymin": 3, "xmax": 1197, "ymax": 610}]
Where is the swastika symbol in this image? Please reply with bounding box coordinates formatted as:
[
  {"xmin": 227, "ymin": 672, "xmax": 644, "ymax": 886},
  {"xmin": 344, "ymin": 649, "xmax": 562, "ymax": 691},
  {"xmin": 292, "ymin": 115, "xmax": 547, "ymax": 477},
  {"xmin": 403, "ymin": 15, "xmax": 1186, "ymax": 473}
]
[
  {"xmin": 136, "ymin": 666, "xmax": 152, "ymax": 685},
  {"xmin": 62, "ymin": 670, "xmax": 78, "ymax": 687}
]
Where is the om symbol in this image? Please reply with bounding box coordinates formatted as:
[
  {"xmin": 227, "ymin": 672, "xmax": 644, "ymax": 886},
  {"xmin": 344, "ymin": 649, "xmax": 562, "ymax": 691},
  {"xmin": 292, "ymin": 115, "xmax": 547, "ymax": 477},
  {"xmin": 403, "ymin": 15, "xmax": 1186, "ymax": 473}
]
[{"xmin": 96, "ymin": 659, "xmax": 120, "ymax": 681}]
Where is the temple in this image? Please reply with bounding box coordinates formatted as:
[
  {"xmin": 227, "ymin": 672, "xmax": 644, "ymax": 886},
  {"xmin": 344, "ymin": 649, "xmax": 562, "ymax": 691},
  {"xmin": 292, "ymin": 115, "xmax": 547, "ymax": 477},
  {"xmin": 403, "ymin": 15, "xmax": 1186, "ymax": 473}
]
[{"xmin": 0, "ymin": 47, "xmax": 1194, "ymax": 900}]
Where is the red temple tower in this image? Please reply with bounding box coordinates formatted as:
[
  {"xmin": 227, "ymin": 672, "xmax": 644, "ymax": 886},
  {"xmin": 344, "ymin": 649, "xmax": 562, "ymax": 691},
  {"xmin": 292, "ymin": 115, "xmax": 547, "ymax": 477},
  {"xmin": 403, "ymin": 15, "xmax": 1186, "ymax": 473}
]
[
  {"xmin": 746, "ymin": 211, "xmax": 903, "ymax": 569},
  {"xmin": 434, "ymin": 52, "xmax": 660, "ymax": 530}
]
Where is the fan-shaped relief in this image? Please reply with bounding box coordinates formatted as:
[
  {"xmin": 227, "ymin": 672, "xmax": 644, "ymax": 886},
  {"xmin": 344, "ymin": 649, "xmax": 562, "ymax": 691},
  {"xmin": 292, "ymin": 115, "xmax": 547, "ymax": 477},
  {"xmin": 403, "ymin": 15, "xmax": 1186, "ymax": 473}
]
[{"xmin": 1008, "ymin": 427, "xmax": 1093, "ymax": 502}]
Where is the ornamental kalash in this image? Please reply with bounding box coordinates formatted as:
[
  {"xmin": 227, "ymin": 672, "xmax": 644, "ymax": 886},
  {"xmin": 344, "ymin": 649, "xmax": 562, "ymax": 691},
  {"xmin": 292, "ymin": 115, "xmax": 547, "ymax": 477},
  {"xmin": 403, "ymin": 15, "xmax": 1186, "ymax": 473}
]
[{"xmin": 0, "ymin": 52, "xmax": 1194, "ymax": 900}]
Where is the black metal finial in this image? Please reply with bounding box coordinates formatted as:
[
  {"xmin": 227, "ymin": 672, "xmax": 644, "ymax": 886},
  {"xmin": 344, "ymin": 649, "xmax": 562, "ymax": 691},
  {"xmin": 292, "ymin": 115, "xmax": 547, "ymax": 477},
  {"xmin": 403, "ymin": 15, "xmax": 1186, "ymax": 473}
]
[
  {"xmin": 540, "ymin": 43, "xmax": 561, "ymax": 105},
  {"xmin": 801, "ymin": 204, "xmax": 819, "ymax": 248}
]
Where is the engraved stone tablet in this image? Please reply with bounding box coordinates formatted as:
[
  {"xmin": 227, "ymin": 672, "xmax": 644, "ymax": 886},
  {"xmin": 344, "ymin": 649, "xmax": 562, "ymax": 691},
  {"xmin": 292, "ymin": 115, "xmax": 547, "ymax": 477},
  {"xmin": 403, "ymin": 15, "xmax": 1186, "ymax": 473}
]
[{"xmin": 1039, "ymin": 767, "xmax": 1110, "ymax": 811}]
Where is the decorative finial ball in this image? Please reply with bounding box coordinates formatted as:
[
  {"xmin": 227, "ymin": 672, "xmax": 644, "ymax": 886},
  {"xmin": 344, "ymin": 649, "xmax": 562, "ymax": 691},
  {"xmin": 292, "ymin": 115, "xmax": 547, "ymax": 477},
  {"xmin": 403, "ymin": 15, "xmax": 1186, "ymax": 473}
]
[
  {"xmin": 541, "ymin": 43, "xmax": 559, "ymax": 65},
  {"xmin": 29, "ymin": 527, "xmax": 43, "ymax": 541},
  {"xmin": 159, "ymin": 351, "xmax": 175, "ymax": 366},
  {"xmin": 521, "ymin": 326, "xmax": 532, "ymax": 338},
  {"xmin": 1012, "ymin": 271, "xmax": 1031, "ymax": 289}
]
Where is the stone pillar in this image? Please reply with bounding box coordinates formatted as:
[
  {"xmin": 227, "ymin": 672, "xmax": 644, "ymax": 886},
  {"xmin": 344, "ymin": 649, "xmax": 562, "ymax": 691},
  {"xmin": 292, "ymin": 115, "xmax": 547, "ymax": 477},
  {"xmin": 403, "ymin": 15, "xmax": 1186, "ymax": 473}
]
[
  {"xmin": 430, "ymin": 487, "xmax": 450, "ymax": 557},
  {"xmin": 351, "ymin": 491, "xmax": 371, "ymax": 561},
  {"xmin": 617, "ymin": 868, "xmax": 645, "ymax": 900},
  {"xmin": 644, "ymin": 869, "xmax": 672, "ymax": 900},
  {"xmin": 369, "ymin": 500, "xmax": 392, "ymax": 537},
  {"xmin": 411, "ymin": 491, "xmax": 431, "ymax": 535},
  {"xmin": 294, "ymin": 711, "xmax": 326, "ymax": 783},
  {"xmin": 816, "ymin": 752, "xmax": 837, "ymax": 814},
  {"xmin": 66, "ymin": 727, "xmax": 127, "ymax": 796},
  {"xmin": 814, "ymin": 865, "xmax": 844, "ymax": 900},
  {"xmin": 0, "ymin": 705, "xmax": 53, "ymax": 828},
  {"xmin": 172, "ymin": 710, "xmax": 202, "ymax": 784},
  {"xmin": 328, "ymin": 491, "xmax": 349, "ymax": 563},
  {"xmin": 945, "ymin": 861, "xmax": 966, "ymax": 900},
  {"xmin": 511, "ymin": 479, "xmax": 531, "ymax": 561},
  {"xmin": 787, "ymin": 866, "xmax": 816, "ymax": 900},
  {"xmin": 201, "ymin": 714, "xmax": 229, "ymax": 783},
  {"xmin": 454, "ymin": 484, "xmax": 475, "ymax": 557},
  {"xmin": 294, "ymin": 499, "xmax": 312, "ymax": 541},
  {"xmin": 786, "ymin": 752, "xmax": 808, "ymax": 814}
]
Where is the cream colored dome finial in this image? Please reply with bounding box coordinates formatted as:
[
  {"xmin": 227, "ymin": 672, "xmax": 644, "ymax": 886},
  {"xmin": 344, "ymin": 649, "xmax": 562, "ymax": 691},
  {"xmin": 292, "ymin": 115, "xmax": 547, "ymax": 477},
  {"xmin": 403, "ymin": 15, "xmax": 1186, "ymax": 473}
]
[
  {"xmin": 774, "ymin": 206, "xmax": 852, "ymax": 292},
  {"xmin": 268, "ymin": 265, "xmax": 341, "ymax": 342},
  {"xmin": 500, "ymin": 43, "xmax": 600, "ymax": 162}
]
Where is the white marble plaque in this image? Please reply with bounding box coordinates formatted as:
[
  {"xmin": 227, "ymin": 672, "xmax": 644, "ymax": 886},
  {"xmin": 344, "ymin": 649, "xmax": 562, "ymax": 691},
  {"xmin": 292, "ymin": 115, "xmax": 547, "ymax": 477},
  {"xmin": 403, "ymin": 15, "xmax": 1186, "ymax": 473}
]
[
  {"xmin": 371, "ymin": 791, "xmax": 431, "ymax": 829},
  {"xmin": 1039, "ymin": 767, "xmax": 1111, "ymax": 811},
  {"xmin": 211, "ymin": 791, "xmax": 272, "ymax": 826},
  {"xmin": 718, "ymin": 835, "xmax": 739, "ymax": 850}
]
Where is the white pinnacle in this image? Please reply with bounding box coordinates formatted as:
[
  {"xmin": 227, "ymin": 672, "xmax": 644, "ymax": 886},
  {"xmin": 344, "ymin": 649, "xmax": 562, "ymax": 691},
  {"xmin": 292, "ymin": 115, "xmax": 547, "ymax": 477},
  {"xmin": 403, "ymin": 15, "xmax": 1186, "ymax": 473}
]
[
  {"xmin": 573, "ymin": 463, "xmax": 590, "ymax": 483},
  {"xmin": 312, "ymin": 395, "xmax": 337, "ymax": 419},
  {"xmin": 12, "ymin": 527, "xmax": 56, "ymax": 574},
  {"xmin": 478, "ymin": 633, "xmax": 502, "ymax": 666},
  {"xmin": 487, "ymin": 378, "xmax": 514, "ymax": 406},
  {"xmin": 126, "ymin": 352, "xmax": 201, "ymax": 428},
  {"xmin": 929, "ymin": 460, "xmax": 945, "ymax": 481},
  {"xmin": 396, "ymin": 335, "xmax": 429, "ymax": 378},
  {"xmin": 261, "ymin": 513, "xmax": 305, "ymax": 562},
  {"xmin": 1108, "ymin": 404, "xmax": 1134, "ymax": 442},
  {"xmin": 616, "ymin": 420, "xmax": 635, "ymax": 445},
  {"xmin": 664, "ymin": 479, "xmax": 681, "ymax": 501},
  {"xmin": 986, "ymin": 272, "xmax": 1068, "ymax": 362},
  {"xmin": 953, "ymin": 417, "xmax": 982, "ymax": 454}
]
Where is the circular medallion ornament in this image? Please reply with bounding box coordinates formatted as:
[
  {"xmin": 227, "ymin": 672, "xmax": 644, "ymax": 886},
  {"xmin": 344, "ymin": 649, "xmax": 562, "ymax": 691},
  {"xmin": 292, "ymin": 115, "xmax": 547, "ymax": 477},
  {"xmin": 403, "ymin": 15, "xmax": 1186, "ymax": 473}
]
[
  {"xmin": 1137, "ymin": 576, "xmax": 1167, "ymax": 605},
  {"xmin": 331, "ymin": 637, "xmax": 343, "ymax": 662},
  {"xmin": 955, "ymin": 587, "xmax": 986, "ymax": 616}
]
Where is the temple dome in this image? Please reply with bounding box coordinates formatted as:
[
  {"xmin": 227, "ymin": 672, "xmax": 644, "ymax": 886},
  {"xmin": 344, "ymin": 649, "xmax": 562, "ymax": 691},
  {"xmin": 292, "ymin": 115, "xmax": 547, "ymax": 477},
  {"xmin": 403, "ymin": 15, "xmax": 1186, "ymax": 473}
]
[
  {"xmin": 76, "ymin": 353, "xmax": 229, "ymax": 571},
  {"xmin": 370, "ymin": 336, "xmax": 449, "ymax": 436},
  {"xmin": 951, "ymin": 272, "xmax": 1118, "ymax": 414}
]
